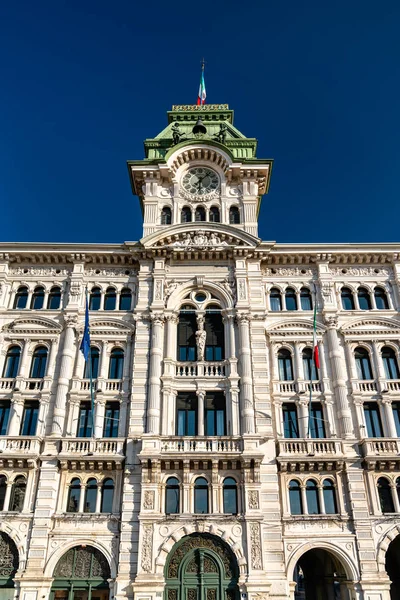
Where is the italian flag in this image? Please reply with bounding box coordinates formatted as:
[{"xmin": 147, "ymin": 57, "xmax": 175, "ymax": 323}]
[
  {"xmin": 313, "ymin": 301, "xmax": 320, "ymax": 369},
  {"xmin": 197, "ymin": 66, "xmax": 206, "ymax": 105}
]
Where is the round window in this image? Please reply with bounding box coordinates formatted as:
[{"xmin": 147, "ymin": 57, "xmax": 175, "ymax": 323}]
[{"xmin": 194, "ymin": 293, "xmax": 207, "ymax": 303}]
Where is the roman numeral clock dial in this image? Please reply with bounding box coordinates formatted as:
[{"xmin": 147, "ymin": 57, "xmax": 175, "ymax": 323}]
[{"xmin": 181, "ymin": 167, "xmax": 219, "ymax": 200}]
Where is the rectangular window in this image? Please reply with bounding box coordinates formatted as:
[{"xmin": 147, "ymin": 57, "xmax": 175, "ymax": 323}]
[
  {"xmin": 364, "ymin": 402, "xmax": 383, "ymax": 437},
  {"xmin": 309, "ymin": 403, "xmax": 326, "ymax": 438},
  {"xmin": 0, "ymin": 402, "xmax": 10, "ymax": 436},
  {"xmin": 392, "ymin": 403, "xmax": 400, "ymax": 437},
  {"xmin": 20, "ymin": 401, "xmax": 39, "ymax": 436},
  {"xmin": 103, "ymin": 403, "xmax": 120, "ymax": 438},
  {"xmin": 176, "ymin": 394, "xmax": 197, "ymax": 436},
  {"xmin": 177, "ymin": 313, "xmax": 197, "ymax": 362},
  {"xmin": 205, "ymin": 393, "xmax": 226, "ymax": 436},
  {"xmin": 283, "ymin": 403, "xmax": 299, "ymax": 438},
  {"xmin": 77, "ymin": 402, "xmax": 93, "ymax": 437}
]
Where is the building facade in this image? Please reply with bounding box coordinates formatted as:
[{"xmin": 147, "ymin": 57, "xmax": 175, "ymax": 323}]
[{"xmin": 0, "ymin": 104, "xmax": 399, "ymax": 600}]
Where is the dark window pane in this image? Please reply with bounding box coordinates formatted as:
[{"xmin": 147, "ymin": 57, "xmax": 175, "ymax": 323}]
[
  {"xmin": 195, "ymin": 207, "xmax": 206, "ymax": 222},
  {"xmin": 20, "ymin": 402, "xmax": 39, "ymax": 436},
  {"xmin": 30, "ymin": 346, "xmax": 48, "ymax": 378},
  {"xmin": 309, "ymin": 403, "xmax": 325, "ymax": 439},
  {"xmin": 0, "ymin": 402, "xmax": 10, "ymax": 435},
  {"xmin": 283, "ymin": 404, "xmax": 299, "ymax": 438},
  {"xmin": 77, "ymin": 403, "xmax": 93, "ymax": 437},
  {"xmin": 358, "ymin": 287, "xmax": 372, "ymax": 310},
  {"xmin": 300, "ymin": 288, "xmax": 312, "ymax": 310},
  {"xmin": 161, "ymin": 207, "xmax": 172, "ymax": 225},
  {"xmin": 205, "ymin": 394, "xmax": 226, "ymax": 436},
  {"xmin": 3, "ymin": 346, "xmax": 20, "ymax": 378},
  {"xmin": 375, "ymin": 287, "xmax": 389, "ymax": 309},
  {"xmin": 270, "ymin": 289, "xmax": 282, "ymax": 312},
  {"xmin": 109, "ymin": 349, "xmax": 124, "ymax": 379},
  {"xmin": 101, "ymin": 478, "xmax": 114, "ymax": 513},
  {"xmin": 223, "ymin": 478, "xmax": 237, "ymax": 514},
  {"xmin": 229, "ymin": 207, "xmax": 240, "ymax": 224},
  {"xmin": 209, "ymin": 207, "xmax": 220, "ymax": 222},
  {"xmin": 302, "ymin": 349, "xmax": 318, "ymax": 381},
  {"xmin": 289, "ymin": 481, "xmax": 302, "ymax": 515},
  {"xmin": 166, "ymin": 477, "xmax": 180, "ymax": 514},
  {"xmin": 119, "ymin": 288, "xmax": 132, "ymax": 310},
  {"xmin": 103, "ymin": 403, "xmax": 120, "ymax": 437},
  {"xmin": 181, "ymin": 207, "xmax": 192, "ymax": 223},
  {"xmin": 341, "ymin": 288, "xmax": 355, "ymax": 310},
  {"xmin": 204, "ymin": 311, "xmax": 224, "ymax": 361},
  {"xmin": 89, "ymin": 287, "xmax": 101, "ymax": 311},
  {"xmin": 306, "ymin": 480, "xmax": 320, "ymax": 514},
  {"xmin": 355, "ymin": 348, "xmax": 372, "ymax": 380},
  {"xmin": 0, "ymin": 477, "xmax": 6, "ymax": 511},
  {"xmin": 285, "ymin": 288, "xmax": 297, "ymax": 311},
  {"xmin": 382, "ymin": 347, "xmax": 400, "ymax": 380},
  {"xmin": 393, "ymin": 403, "xmax": 400, "ymax": 437},
  {"xmin": 278, "ymin": 349, "xmax": 293, "ymax": 380},
  {"xmin": 364, "ymin": 403, "xmax": 383, "ymax": 437},
  {"xmin": 48, "ymin": 287, "xmax": 61, "ymax": 309},
  {"xmin": 31, "ymin": 287, "xmax": 45, "ymax": 310},
  {"xmin": 323, "ymin": 480, "xmax": 338, "ymax": 514},
  {"xmin": 194, "ymin": 478, "xmax": 208, "ymax": 514},
  {"xmin": 177, "ymin": 312, "xmax": 197, "ymax": 361},
  {"xmin": 378, "ymin": 477, "xmax": 395, "ymax": 513},
  {"xmin": 10, "ymin": 476, "xmax": 26, "ymax": 512},
  {"xmin": 104, "ymin": 288, "xmax": 116, "ymax": 311},
  {"xmin": 67, "ymin": 478, "xmax": 81, "ymax": 512},
  {"xmin": 84, "ymin": 479, "xmax": 97, "ymax": 513},
  {"xmin": 14, "ymin": 287, "xmax": 28, "ymax": 309},
  {"xmin": 84, "ymin": 347, "xmax": 99, "ymax": 379},
  {"xmin": 176, "ymin": 395, "xmax": 197, "ymax": 436}
]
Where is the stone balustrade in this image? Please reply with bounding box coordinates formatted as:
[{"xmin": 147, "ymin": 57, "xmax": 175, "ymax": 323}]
[
  {"xmin": 277, "ymin": 438, "xmax": 344, "ymax": 457},
  {"xmin": 175, "ymin": 361, "xmax": 227, "ymax": 378}
]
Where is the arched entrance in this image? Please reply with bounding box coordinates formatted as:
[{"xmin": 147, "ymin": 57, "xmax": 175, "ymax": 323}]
[
  {"xmin": 293, "ymin": 548, "xmax": 350, "ymax": 600},
  {"xmin": 51, "ymin": 545, "xmax": 110, "ymax": 600},
  {"xmin": 0, "ymin": 532, "xmax": 18, "ymax": 600},
  {"xmin": 164, "ymin": 533, "xmax": 239, "ymax": 600},
  {"xmin": 385, "ymin": 535, "xmax": 400, "ymax": 599}
]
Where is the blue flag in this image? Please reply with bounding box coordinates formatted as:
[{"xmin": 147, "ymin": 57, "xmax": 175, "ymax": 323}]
[{"xmin": 80, "ymin": 290, "xmax": 91, "ymax": 361}]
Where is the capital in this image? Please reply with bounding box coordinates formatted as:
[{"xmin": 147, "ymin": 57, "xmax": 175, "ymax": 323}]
[
  {"xmin": 149, "ymin": 313, "xmax": 165, "ymax": 326},
  {"xmin": 236, "ymin": 312, "xmax": 251, "ymax": 324},
  {"xmin": 64, "ymin": 314, "xmax": 79, "ymax": 328},
  {"xmin": 325, "ymin": 315, "xmax": 338, "ymax": 329}
]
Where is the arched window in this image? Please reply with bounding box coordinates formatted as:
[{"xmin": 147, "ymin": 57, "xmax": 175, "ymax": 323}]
[
  {"xmin": 119, "ymin": 288, "xmax": 132, "ymax": 311},
  {"xmin": 302, "ymin": 348, "xmax": 318, "ymax": 381},
  {"xmin": 300, "ymin": 287, "xmax": 312, "ymax": 311},
  {"xmin": 306, "ymin": 479, "xmax": 320, "ymax": 514},
  {"xmin": 194, "ymin": 477, "xmax": 209, "ymax": 514},
  {"xmin": 31, "ymin": 286, "xmax": 45, "ymax": 310},
  {"xmin": 83, "ymin": 347, "xmax": 100, "ymax": 379},
  {"xmin": 341, "ymin": 287, "xmax": 355, "ymax": 310},
  {"xmin": 382, "ymin": 347, "xmax": 400, "ymax": 380},
  {"xmin": 47, "ymin": 286, "xmax": 61, "ymax": 309},
  {"xmin": 358, "ymin": 287, "xmax": 372, "ymax": 310},
  {"xmin": 205, "ymin": 305, "xmax": 224, "ymax": 361},
  {"xmin": 181, "ymin": 206, "xmax": 192, "ymax": 223},
  {"xmin": 209, "ymin": 206, "xmax": 220, "ymax": 222},
  {"xmin": 10, "ymin": 476, "xmax": 26, "ymax": 512},
  {"xmin": 289, "ymin": 480, "xmax": 303, "ymax": 515},
  {"xmin": 2, "ymin": 346, "xmax": 20, "ymax": 378},
  {"xmin": 104, "ymin": 287, "xmax": 116, "ymax": 311},
  {"xmin": 29, "ymin": 346, "xmax": 48, "ymax": 378},
  {"xmin": 101, "ymin": 478, "xmax": 114, "ymax": 513},
  {"xmin": 270, "ymin": 288, "xmax": 282, "ymax": 312},
  {"xmin": 84, "ymin": 478, "xmax": 98, "ymax": 513},
  {"xmin": 377, "ymin": 477, "xmax": 395, "ymax": 513},
  {"xmin": 229, "ymin": 206, "xmax": 240, "ymax": 224},
  {"xmin": 165, "ymin": 477, "xmax": 180, "ymax": 514},
  {"xmin": 223, "ymin": 477, "xmax": 238, "ymax": 514},
  {"xmin": 89, "ymin": 287, "xmax": 101, "ymax": 310},
  {"xmin": 278, "ymin": 349, "xmax": 293, "ymax": 381},
  {"xmin": 14, "ymin": 286, "xmax": 28, "ymax": 309},
  {"xmin": 108, "ymin": 348, "xmax": 124, "ymax": 379},
  {"xmin": 195, "ymin": 206, "xmax": 206, "ymax": 222},
  {"xmin": 355, "ymin": 347, "xmax": 373, "ymax": 380},
  {"xmin": 375, "ymin": 287, "xmax": 389, "ymax": 310},
  {"xmin": 285, "ymin": 288, "xmax": 297, "ymax": 311},
  {"xmin": 322, "ymin": 479, "xmax": 338, "ymax": 514},
  {"xmin": 67, "ymin": 478, "xmax": 81, "ymax": 512},
  {"xmin": 161, "ymin": 206, "xmax": 172, "ymax": 225},
  {"xmin": 0, "ymin": 476, "xmax": 6, "ymax": 511},
  {"xmin": 177, "ymin": 307, "xmax": 197, "ymax": 361}
]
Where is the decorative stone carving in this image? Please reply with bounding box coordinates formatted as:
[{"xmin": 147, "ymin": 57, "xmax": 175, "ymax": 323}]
[
  {"xmin": 222, "ymin": 274, "xmax": 237, "ymax": 304},
  {"xmin": 86, "ymin": 267, "xmax": 136, "ymax": 277},
  {"xmin": 167, "ymin": 534, "xmax": 234, "ymax": 579},
  {"xmin": 141, "ymin": 524, "xmax": 153, "ymax": 572},
  {"xmin": 325, "ymin": 316, "xmax": 338, "ymax": 329},
  {"xmin": 64, "ymin": 314, "xmax": 79, "ymax": 328},
  {"xmin": 154, "ymin": 230, "xmax": 246, "ymax": 249},
  {"xmin": 238, "ymin": 279, "xmax": 247, "ymax": 300},
  {"xmin": 69, "ymin": 281, "xmax": 82, "ymax": 299},
  {"xmin": 249, "ymin": 522, "xmax": 262, "ymax": 570},
  {"xmin": 321, "ymin": 283, "xmax": 334, "ymax": 303},
  {"xmin": 143, "ymin": 490, "xmax": 155, "ymax": 510},
  {"xmin": 196, "ymin": 315, "xmax": 206, "ymax": 361},
  {"xmin": 329, "ymin": 266, "xmax": 391, "ymax": 277},
  {"xmin": 154, "ymin": 280, "xmax": 163, "ymax": 301},
  {"xmin": 0, "ymin": 533, "xmax": 18, "ymax": 577},
  {"xmin": 164, "ymin": 279, "xmax": 180, "ymax": 303},
  {"xmin": 10, "ymin": 267, "xmax": 69, "ymax": 276},
  {"xmin": 248, "ymin": 490, "xmax": 259, "ymax": 509},
  {"xmin": 54, "ymin": 546, "xmax": 110, "ymax": 579},
  {"xmin": 263, "ymin": 267, "xmax": 315, "ymax": 277}
]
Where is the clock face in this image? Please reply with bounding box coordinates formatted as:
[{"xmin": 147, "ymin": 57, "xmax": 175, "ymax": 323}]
[{"xmin": 181, "ymin": 167, "xmax": 219, "ymax": 197}]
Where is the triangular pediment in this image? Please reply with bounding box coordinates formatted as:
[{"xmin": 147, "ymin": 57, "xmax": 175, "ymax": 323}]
[
  {"xmin": 341, "ymin": 317, "xmax": 400, "ymax": 336},
  {"xmin": 3, "ymin": 316, "xmax": 62, "ymax": 335},
  {"xmin": 141, "ymin": 223, "xmax": 260, "ymax": 250}
]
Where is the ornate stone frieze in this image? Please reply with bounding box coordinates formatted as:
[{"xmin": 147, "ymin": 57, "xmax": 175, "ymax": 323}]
[
  {"xmin": 263, "ymin": 267, "xmax": 315, "ymax": 277},
  {"xmin": 249, "ymin": 522, "xmax": 262, "ymax": 569},
  {"xmin": 10, "ymin": 267, "xmax": 70, "ymax": 276},
  {"xmin": 153, "ymin": 230, "xmax": 246, "ymax": 250},
  {"xmin": 248, "ymin": 490, "xmax": 260, "ymax": 510},
  {"xmin": 143, "ymin": 490, "xmax": 155, "ymax": 510},
  {"xmin": 154, "ymin": 280, "xmax": 163, "ymax": 300},
  {"xmin": 329, "ymin": 266, "xmax": 391, "ymax": 277},
  {"xmin": 86, "ymin": 267, "xmax": 136, "ymax": 276},
  {"xmin": 141, "ymin": 524, "xmax": 153, "ymax": 572}
]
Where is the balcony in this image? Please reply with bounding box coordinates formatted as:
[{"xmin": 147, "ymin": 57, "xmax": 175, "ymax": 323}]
[
  {"xmin": 273, "ymin": 380, "xmax": 326, "ymax": 396},
  {"xmin": 141, "ymin": 436, "xmax": 243, "ymax": 458},
  {"xmin": 360, "ymin": 437, "xmax": 400, "ymax": 470},
  {"xmin": 385, "ymin": 380, "xmax": 400, "ymax": 393},
  {"xmin": 352, "ymin": 380, "xmax": 378, "ymax": 394},
  {"xmin": 175, "ymin": 361, "xmax": 227, "ymax": 378},
  {"xmin": 58, "ymin": 437, "xmax": 125, "ymax": 470},
  {"xmin": 71, "ymin": 378, "xmax": 123, "ymax": 395},
  {"xmin": 0, "ymin": 379, "xmax": 15, "ymax": 392},
  {"xmin": 0, "ymin": 436, "xmax": 41, "ymax": 468},
  {"xmin": 276, "ymin": 438, "xmax": 344, "ymax": 472}
]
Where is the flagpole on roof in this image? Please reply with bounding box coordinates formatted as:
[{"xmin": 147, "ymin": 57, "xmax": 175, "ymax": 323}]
[{"xmin": 197, "ymin": 59, "xmax": 207, "ymax": 106}]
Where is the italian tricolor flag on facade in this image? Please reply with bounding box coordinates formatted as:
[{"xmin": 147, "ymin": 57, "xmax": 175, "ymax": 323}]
[
  {"xmin": 197, "ymin": 65, "xmax": 206, "ymax": 105},
  {"xmin": 313, "ymin": 301, "xmax": 320, "ymax": 369}
]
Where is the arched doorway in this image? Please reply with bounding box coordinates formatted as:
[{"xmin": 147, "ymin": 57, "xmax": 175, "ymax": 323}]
[
  {"xmin": 164, "ymin": 533, "xmax": 239, "ymax": 600},
  {"xmin": 293, "ymin": 548, "xmax": 350, "ymax": 600},
  {"xmin": 51, "ymin": 545, "xmax": 110, "ymax": 600},
  {"xmin": 0, "ymin": 532, "xmax": 18, "ymax": 600},
  {"xmin": 385, "ymin": 535, "xmax": 400, "ymax": 599}
]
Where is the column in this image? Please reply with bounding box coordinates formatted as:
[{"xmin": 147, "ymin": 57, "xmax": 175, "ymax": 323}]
[
  {"xmin": 37, "ymin": 397, "xmax": 50, "ymax": 437},
  {"xmin": 95, "ymin": 398, "xmax": 105, "ymax": 439},
  {"xmin": 79, "ymin": 484, "xmax": 85, "ymax": 512},
  {"xmin": 118, "ymin": 398, "xmax": 128, "ymax": 437},
  {"xmin": 147, "ymin": 313, "xmax": 164, "ymax": 434},
  {"xmin": 236, "ymin": 313, "xmax": 255, "ymax": 434},
  {"xmin": 8, "ymin": 396, "xmax": 25, "ymax": 436},
  {"xmin": 325, "ymin": 317, "xmax": 354, "ymax": 438},
  {"xmin": 51, "ymin": 315, "xmax": 77, "ymax": 436},
  {"xmin": 197, "ymin": 390, "xmax": 205, "ymax": 436},
  {"xmin": 372, "ymin": 341, "xmax": 387, "ymax": 393},
  {"xmin": 66, "ymin": 398, "xmax": 80, "ymax": 436},
  {"xmin": 323, "ymin": 399, "xmax": 336, "ymax": 437},
  {"xmin": 300, "ymin": 484, "xmax": 308, "ymax": 514},
  {"xmin": 294, "ymin": 342, "xmax": 304, "ymax": 381},
  {"xmin": 381, "ymin": 399, "xmax": 398, "ymax": 438},
  {"xmin": 74, "ymin": 345, "xmax": 85, "ymax": 378},
  {"xmin": 46, "ymin": 338, "xmax": 59, "ymax": 378},
  {"xmin": 16, "ymin": 339, "xmax": 31, "ymax": 380},
  {"xmin": 96, "ymin": 483, "xmax": 102, "ymax": 513},
  {"xmin": 4, "ymin": 481, "xmax": 12, "ymax": 511},
  {"xmin": 317, "ymin": 484, "xmax": 325, "ymax": 514},
  {"xmin": 230, "ymin": 386, "xmax": 240, "ymax": 436},
  {"xmin": 298, "ymin": 400, "xmax": 308, "ymax": 438},
  {"xmin": 97, "ymin": 341, "xmax": 110, "ymax": 391}
]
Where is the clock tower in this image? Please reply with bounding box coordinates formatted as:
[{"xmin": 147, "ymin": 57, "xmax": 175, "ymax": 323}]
[{"xmin": 128, "ymin": 104, "xmax": 273, "ymax": 240}]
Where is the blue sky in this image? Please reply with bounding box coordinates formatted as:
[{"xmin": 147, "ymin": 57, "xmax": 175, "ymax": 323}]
[{"xmin": 0, "ymin": 1, "xmax": 399, "ymax": 244}]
